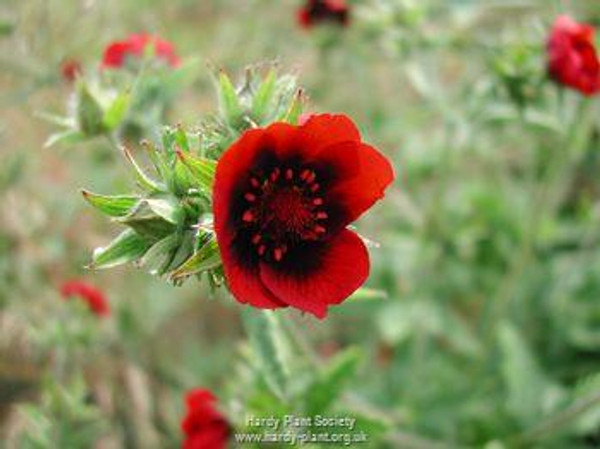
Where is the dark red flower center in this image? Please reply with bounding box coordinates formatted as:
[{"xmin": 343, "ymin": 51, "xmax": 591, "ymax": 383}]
[{"xmin": 239, "ymin": 166, "xmax": 329, "ymax": 262}]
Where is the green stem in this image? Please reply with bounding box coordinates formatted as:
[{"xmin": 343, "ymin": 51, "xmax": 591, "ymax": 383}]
[{"xmin": 511, "ymin": 390, "xmax": 600, "ymax": 445}]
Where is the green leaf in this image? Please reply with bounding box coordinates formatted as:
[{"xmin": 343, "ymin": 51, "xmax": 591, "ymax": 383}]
[
  {"xmin": 77, "ymin": 83, "xmax": 106, "ymax": 136},
  {"xmin": 144, "ymin": 196, "xmax": 180, "ymax": 224},
  {"xmin": 242, "ymin": 310, "xmax": 289, "ymax": 400},
  {"xmin": 44, "ymin": 129, "xmax": 85, "ymax": 148},
  {"xmin": 138, "ymin": 233, "xmax": 180, "ymax": 274},
  {"xmin": 103, "ymin": 91, "xmax": 130, "ymax": 130},
  {"xmin": 279, "ymin": 89, "xmax": 303, "ymax": 124},
  {"xmin": 81, "ymin": 190, "xmax": 139, "ymax": 217},
  {"xmin": 122, "ymin": 146, "xmax": 163, "ymax": 192},
  {"xmin": 176, "ymin": 150, "xmax": 216, "ymax": 191},
  {"xmin": 251, "ymin": 69, "xmax": 277, "ymax": 122},
  {"xmin": 169, "ymin": 238, "xmax": 221, "ymax": 280},
  {"xmin": 218, "ymin": 70, "xmax": 243, "ymax": 125},
  {"xmin": 498, "ymin": 322, "xmax": 565, "ymax": 425},
  {"xmin": 174, "ymin": 126, "xmax": 190, "ymax": 152},
  {"xmin": 90, "ymin": 229, "xmax": 151, "ymax": 269},
  {"xmin": 304, "ymin": 348, "xmax": 361, "ymax": 416},
  {"xmin": 116, "ymin": 201, "xmax": 177, "ymax": 239}
]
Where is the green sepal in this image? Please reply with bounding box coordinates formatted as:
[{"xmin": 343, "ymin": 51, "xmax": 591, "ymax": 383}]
[
  {"xmin": 169, "ymin": 237, "xmax": 221, "ymax": 281},
  {"xmin": 115, "ymin": 200, "xmax": 177, "ymax": 239},
  {"xmin": 251, "ymin": 69, "xmax": 277, "ymax": 123},
  {"xmin": 81, "ymin": 190, "xmax": 139, "ymax": 217},
  {"xmin": 103, "ymin": 90, "xmax": 130, "ymax": 130},
  {"xmin": 175, "ymin": 150, "xmax": 216, "ymax": 192},
  {"xmin": 90, "ymin": 229, "xmax": 151, "ymax": 270},
  {"xmin": 77, "ymin": 83, "xmax": 107, "ymax": 136},
  {"xmin": 218, "ymin": 70, "xmax": 244, "ymax": 128}
]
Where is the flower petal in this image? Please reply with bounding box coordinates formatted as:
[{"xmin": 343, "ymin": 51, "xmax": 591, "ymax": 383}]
[
  {"xmin": 324, "ymin": 142, "xmax": 394, "ymax": 226},
  {"xmin": 299, "ymin": 113, "xmax": 361, "ymax": 153},
  {"xmin": 213, "ymin": 129, "xmax": 287, "ymax": 310},
  {"xmin": 259, "ymin": 229, "xmax": 369, "ymax": 319}
]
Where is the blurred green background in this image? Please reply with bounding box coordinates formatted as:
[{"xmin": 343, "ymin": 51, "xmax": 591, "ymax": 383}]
[{"xmin": 2, "ymin": 0, "xmax": 600, "ymax": 447}]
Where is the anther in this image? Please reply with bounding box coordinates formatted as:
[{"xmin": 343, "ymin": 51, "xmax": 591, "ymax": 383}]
[
  {"xmin": 300, "ymin": 169, "xmax": 310, "ymax": 181},
  {"xmin": 310, "ymin": 183, "xmax": 320, "ymax": 192},
  {"xmin": 250, "ymin": 177, "xmax": 260, "ymax": 188},
  {"xmin": 258, "ymin": 245, "xmax": 266, "ymax": 256},
  {"xmin": 314, "ymin": 225, "xmax": 327, "ymax": 234},
  {"xmin": 273, "ymin": 248, "xmax": 283, "ymax": 261},
  {"xmin": 244, "ymin": 193, "xmax": 257, "ymax": 202},
  {"xmin": 286, "ymin": 169, "xmax": 293, "ymax": 180},
  {"xmin": 316, "ymin": 211, "xmax": 328, "ymax": 219},
  {"xmin": 252, "ymin": 234, "xmax": 262, "ymax": 245},
  {"xmin": 270, "ymin": 168, "xmax": 280, "ymax": 182},
  {"xmin": 242, "ymin": 210, "xmax": 255, "ymax": 222},
  {"xmin": 313, "ymin": 198, "xmax": 324, "ymax": 206},
  {"xmin": 306, "ymin": 172, "xmax": 316, "ymax": 183}
]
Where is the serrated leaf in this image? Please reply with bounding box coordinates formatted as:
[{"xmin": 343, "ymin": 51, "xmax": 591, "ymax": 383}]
[
  {"xmin": 81, "ymin": 190, "xmax": 139, "ymax": 217},
  {"xmin": 169, "ymin": 238, "xmax": 221, "ymax": 280},
  {"xmin": 103, "ymin": 91, "xmax": 130, "ymax": 130},
  {"xmin": 304, "ymin": 348, "xmax": 361, "ymax": 416},
  {"xmin": 242, "ymin": 310, "xmax": 289, "ymax": 400},
  {"xmin": 90, "ymin": 229, "xmax": 151, "ymax": 269},
  {"xmin": 251, "ymin": 69, "xmax": 277, "ymax": 122}
]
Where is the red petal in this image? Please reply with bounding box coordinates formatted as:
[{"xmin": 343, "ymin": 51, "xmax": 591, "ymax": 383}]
[
  {"xmin": 213, "ymin": 129, "xmax": 287, "ymax": 310},
  {"xmin": 102, "ymin": 42, "xmax": 131, "ymax": 68},
  {"xmin": 321, "ymin": 141, "xmax": 394, "ymax": 226},
  {"xmin": 299, "ymin": 114, "xmax": 361, "ymax": 154},
  {"xmin": 259, "ymin": 230, "xmax": 369, "ymax": 319}
]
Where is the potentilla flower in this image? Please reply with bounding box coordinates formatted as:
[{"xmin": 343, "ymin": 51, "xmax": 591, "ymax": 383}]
[
  {"xmin": 297, "ymin": 0, "xmax": 350, "ymax": 29},
  {"xmin": 101, "ymin": 33, "xmax": 180, "ymax": 69},
  {"xmin": 213, "ymin": 114, "xmax": 394, "ymax": 319},
  {"xmin": 181, "ymin": 389, "xmax": 230, "ymax": 449},
  {"xmin": 547, "ymin": 15, "xmax": 600, "ymax": 96},
  {"xmin": 60, "ymin": 280, "xmax": 110, "ymax": 317},
  {"xmin": 60, "ymin": 59, "xmax": 82, "ymax": 82}
]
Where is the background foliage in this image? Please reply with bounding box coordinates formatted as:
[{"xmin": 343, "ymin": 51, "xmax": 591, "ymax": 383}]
[{"xmin": 1, "ymin": 0, "xmax": 600, "ymax": 447}]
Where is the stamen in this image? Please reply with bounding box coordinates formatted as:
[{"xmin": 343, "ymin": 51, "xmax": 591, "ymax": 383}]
[
  {"xmin": 314, "ymin": 225, "xmax": 327, "ymax": 234},
  {"xmin": 273, "ymin": 248, "xmax": 283, "ymax": 261},
  {"xmin": 310, "ymin": 183, "xmax": 320, "ymax": 192},
  {"xmin": 306, "ymin": 172, "xmax": 316, "ymax": 183},
  {"xmin": 270, "ymin": 168, "xmax": 280, "ymax": 182},
  {"xmin": 313, "ymin": 198, "xmax": 324, "ymax": 206},
  {"xmin": 300, "ymin": 169, "xmax": 310, "ymax": 181},
  {"xmin": 252, "ymin": 234, "xmax": 262, "ymax": 245},
  {"xmin": 242, "ymin": 210, "xmax": 255, "ymax": 222},
  {"xmin": 258, "ymin": 245, "xmax": 266, "ymax": 256},
  {"xmin": 316, "ymin": 211, "xmax": 328, "ymax": 219},
  {"xmin": 286, "ymin": 169, "xmax": 293, "ymax": 180},
  {"xmin": 244, "ymin": 192, "xmax": 257, "ymax": 202},
  {"xmin": 250, "ymin": 177, "xmax": 260, "ymax": 188}
]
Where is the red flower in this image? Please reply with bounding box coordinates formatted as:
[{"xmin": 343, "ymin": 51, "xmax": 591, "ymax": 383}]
[
  {"xmin": 213, "ymin": 114, "xmax": 394, "ymax": 318},
  {"xmin": 60, "ymin": 59, "xmax": 82, "ymax": 82},
  {"xmin": 60, "ymin": 280, "xmax": 110, "ymax": 317},
  {"xmin": 547, "ymin": 15, "xmax": 600, "ymax": 96},
  {"xmin": 101, "ymin": 33, "xmax": 180, "ymax": 69},
  {"xmin": 297, "ymin": 0, "xmax": 350, "ymax": 29},
  {"xmin": 181, "ymin": 389, "xmax": 230, "ymax": 449}
]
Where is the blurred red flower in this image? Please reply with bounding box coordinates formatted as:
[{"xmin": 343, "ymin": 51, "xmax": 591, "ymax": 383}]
[
  {"xmin": 60, "ymin": 280, "xmax": 110, "ymax": 317},
  {"xmin": 101, "ymin": 33, "xmax": 180, "ymax": 69},
  {"xmin": 297, "ymin": 0, "xmax": 350, "ymax": 29},
  {"xmin": 181, "ymin": 389, "xmax": 230, "ymax": 449},
  {"xmin": 547, "ymin": 15, "xmax": 600, "ymax": 95},
  {"xmin": 60, "ymin": 59, "xmax": 82, "ymax": 82},
  {"xmin": 213, "ymin": 114, "xmax": 394, "ymax": 318}
]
